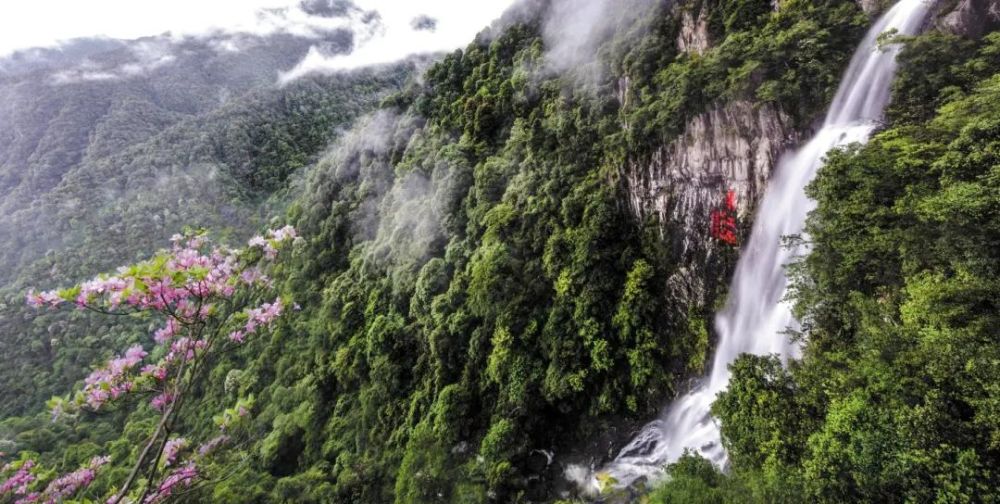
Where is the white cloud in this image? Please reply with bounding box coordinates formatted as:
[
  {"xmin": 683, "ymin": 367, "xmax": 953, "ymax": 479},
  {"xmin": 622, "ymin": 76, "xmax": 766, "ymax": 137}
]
[
  {"xmin": 0, "ymin": 0, "xmax": 518, "ymax": 76},
  {"xmin": 280, "ymin": 0, "xmax": 516, "ymax": 82},
  {"xmin": 0, "ymin": 0, "xmax": 293, "ymax": 57}
]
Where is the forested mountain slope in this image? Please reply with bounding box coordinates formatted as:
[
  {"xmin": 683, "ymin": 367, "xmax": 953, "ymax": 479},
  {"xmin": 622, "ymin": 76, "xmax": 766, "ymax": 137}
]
[
  {"xmin": 0, "ymin": 30, "xmax": 415, "ymax": 415},
  {"xmin": 653, "ymin": 26, "xmax": 1000, "ymax": 504},
  {"xmin": 1, "ymin": 0, "xmax": 998, "ymax": 503}
]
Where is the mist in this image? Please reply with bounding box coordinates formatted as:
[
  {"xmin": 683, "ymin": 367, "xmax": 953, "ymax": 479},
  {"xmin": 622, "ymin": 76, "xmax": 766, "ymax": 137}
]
[
  {"xmin": 301, "ymin": 108, "xmax": 464, "ymax": 271},
  {"xmin": 542, "ymin": 0, "xmax": 616, "ymax": 74},
  {"xmin": 541, "ymin": 0, "xmax": 665, "ymax": 81}
]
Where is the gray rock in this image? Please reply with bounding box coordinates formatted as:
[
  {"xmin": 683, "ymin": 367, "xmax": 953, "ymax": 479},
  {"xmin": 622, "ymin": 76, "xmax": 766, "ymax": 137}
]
[
  {"xmin": 856, "ymin": 0, "xmax": 884, "ymax": 16},
  {"xmin": 936, "ymin": 0, "xmax": 1000, "ymax": 38},
  {"xmin": 677, "ymin": 8, "xmax": 711, "ymax": 54},
  {"xmin": 620, "ymin": 99, "xmax": 802, "ymax": 306}
]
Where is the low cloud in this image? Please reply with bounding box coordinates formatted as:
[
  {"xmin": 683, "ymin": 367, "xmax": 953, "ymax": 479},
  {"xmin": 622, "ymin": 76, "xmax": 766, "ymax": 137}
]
[
  {"xmin": 302, "ymin": 109, "xmax": 458, "ymax": 268},
  {"xmin": 542, "ymin": 0, "xmax": 615, "ymax": 74},
  {"xmin": 368, "ymin": 171, "xmax": 446, "ymax": 267},
  {"xmin": 278, "ymin": 0, "xmax": 515, "ymax": 83},
  {"xmin": 13, "ymin": 1, "xmax": 517, "ymax": 86},
  {"xmin": 43, "ymin": 2, "xmax": 367, "ymax": 85},
  {"xmin": 541, "ymin": 0, "xmax": 664, "ymax": 81},
  {"xmin": 0, "ymin": 0, "xmax": 384, "ymax": 57},
  {"xmin": 50, "ymin": 39, "xmax": 177, "ymax": 84}
]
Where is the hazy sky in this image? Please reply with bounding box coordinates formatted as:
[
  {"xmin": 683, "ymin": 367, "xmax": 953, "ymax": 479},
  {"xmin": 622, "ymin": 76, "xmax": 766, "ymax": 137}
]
[{"xmin": 0, "ymin": 1, "xmax": 517, "ymax": 67}]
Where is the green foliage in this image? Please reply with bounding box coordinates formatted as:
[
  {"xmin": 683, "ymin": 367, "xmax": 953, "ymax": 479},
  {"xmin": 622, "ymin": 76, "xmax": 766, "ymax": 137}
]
[
  {"xmin": 712, "ymin": 355, "xmax": 811, "ymax": 470},
  {"xmin": 687, "ymin": 30, "xmax": 1000, "ymax": 503},
  {"xmin": 714, "ymin": 0, "xmax": 776, "ymax": 34},
  {"xmin": 620, "ymin": 0, "xmax": 867, "ymax": 151},
  {"xmin": 886, "ymin": 32, "xmax": 980, "ymax": 125},
  {"xmin": 230, "ymin": 2, "xmax": 872, "ymax": 500},
  {"xmin": 648, "ymin": 452, "xmax": 730, "ymax": 504}
]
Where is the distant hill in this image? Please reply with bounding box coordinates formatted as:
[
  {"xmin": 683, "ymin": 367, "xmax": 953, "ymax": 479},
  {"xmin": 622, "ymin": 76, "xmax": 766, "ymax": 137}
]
[{"xmin": 0, "ymin": 28, "xmax": 415, "ymax": 416}]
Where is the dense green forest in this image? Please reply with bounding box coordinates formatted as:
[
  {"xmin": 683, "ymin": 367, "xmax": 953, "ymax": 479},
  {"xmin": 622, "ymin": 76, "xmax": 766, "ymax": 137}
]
[
  {"xmin": 1, "ymin": 0, "xmax": 999, "ymax": 502},
  {"xmin": 648, "ymin": 29, "xmax": 1000, "ymax": 504}
]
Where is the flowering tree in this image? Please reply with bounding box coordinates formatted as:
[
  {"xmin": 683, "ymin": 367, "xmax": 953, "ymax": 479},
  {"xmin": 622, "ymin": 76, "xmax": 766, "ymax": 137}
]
[{"xmin": 2, "ymin": 227, "xmax": 298, "ymax": 503}]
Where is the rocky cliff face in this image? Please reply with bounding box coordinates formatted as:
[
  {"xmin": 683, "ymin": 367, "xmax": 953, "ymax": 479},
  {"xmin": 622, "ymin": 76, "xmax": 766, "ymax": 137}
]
[
  {"xmin": 677, "ymin": 8, "xmax": 711, "ymax": 54},
  {"xmin": 934, "ymin": 0, "xmax": 1000, "ymax": 37},
  {"xmin": 855, "ymin": 0, "xmax": 885, "ymax": 15},
  {"xmin": 620, "ymin": 98, "xmax": 802, "ymax": 308}
]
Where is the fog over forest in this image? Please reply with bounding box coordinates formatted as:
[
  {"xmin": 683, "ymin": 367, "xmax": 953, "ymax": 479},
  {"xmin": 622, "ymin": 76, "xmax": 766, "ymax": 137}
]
[{"xmin": 1, "ymin": 1, "xmax": 999, "ymax": 503}]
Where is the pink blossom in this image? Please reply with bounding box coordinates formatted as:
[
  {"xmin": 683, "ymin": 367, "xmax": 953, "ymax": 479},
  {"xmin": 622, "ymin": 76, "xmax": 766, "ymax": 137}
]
[
  {"xmin": 124, "ymin": 345, "xmax": 147, "ymax": 366},
  {"xmin": 27, "ymin": 230, "xmax": 297, "ymax": 448},
  {"xmin": 162, "ymin": 438, "xmax": 188, "ymax": 467},
  {"xmin": 268, "ymin": 225, "xmax": 297, "ymax": 242},
  {"xmin": 74, "ymin": 277, "xmax": 130, "ymax": 309},
  {"xmin": 81, "ymin": 346, "xmax": 146, "ymax": 410},
  {"xmin": 197, "ymin": 436, "xmax": 230, "ymax": 457},
  {"xmin": 14, "ymin": 493, "xmax": 39, "ymax": 504},
  {"xmin": 228, "ymin": 330, "xmax": 245, "ymax": 343},
  {"xmin": 248, "ymin": 226, "xmax": 296, "ymax": 260},
  {"xmin": 141, "ymin": 365, "xmax": 168, "ymax": 381},
  {"xmin": 239, "ymin": 268, "xmax": 264, "ymax": 285},
  {"xmin": 167, "ymin": 338, "xmax": 206, "ymax": 362},
  {"xmin": 247, "ymin": 298, "xmax": 283, "ymax": 328},
  {"xmin": 37, "ymin": 456, "xmax": 108, "ymax": 504},
  {"xmin": 144, "ymin": 462, "xmax": 197, "ymax": 504},
  {"xmin": 151, "ymin": 393, "xmax": 174, "ymax": 413},
  {"xmin": 30, "ymin": 228, "xmax": 296, "ymax": 319},
  {"xmin": 85, "ymin": 388, "xmax": 110, "ymax": 410},
  {"xmin": 153, "ymin": 319, "xmax": 180, "ymax": 345},
  {"xmin": 0, "ymin": 460, "xmax": 36, "ymax": 496},
  {"xmin": 89, "ymin": 456, "xmax": 111, "ymax": 468},
  {"xmin": 231, "ymin": 298, "xmax": 284, "ymax": 343},
  {"xmin": 25, "ymin": 290, "xmax": 62, "ymax": 309}
]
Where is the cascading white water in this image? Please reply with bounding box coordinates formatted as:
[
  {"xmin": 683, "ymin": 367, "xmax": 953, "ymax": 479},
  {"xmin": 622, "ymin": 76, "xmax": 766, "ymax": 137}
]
[{"xmin": 571, "ymin": 0, "xmax": 933, "ymax": 493}]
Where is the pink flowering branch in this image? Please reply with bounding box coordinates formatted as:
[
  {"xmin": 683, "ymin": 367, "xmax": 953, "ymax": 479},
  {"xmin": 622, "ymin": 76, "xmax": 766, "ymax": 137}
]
[
  {"xmin": 0, "ymin": 460, "xmax": 36, "ymax": 498},
  {"xmin": 22, "ymin": 227, "xmax": 297, "ymax": 504},
  {"xmin": 0, "ymin": 456, "xmax": 110, "ymax": 504},
  {"xmin": 143, "ymin": 461, "xmax": 197, "ymax": 504},
  {"xmin": 38, "ymin": 456, "xmax": 110, "ymax": 504},
  {"xmin": 162, "ymin": 438, "xmax": 188, "ymax": 468}
]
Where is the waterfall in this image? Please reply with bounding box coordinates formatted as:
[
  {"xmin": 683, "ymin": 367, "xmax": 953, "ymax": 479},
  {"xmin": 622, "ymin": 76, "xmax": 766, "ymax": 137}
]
[{"xmin": 571, "ymin": 0, "xmax": 933, "ymax": 493}]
